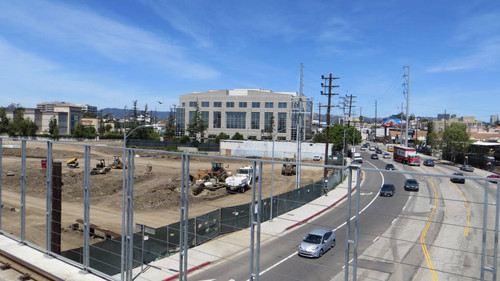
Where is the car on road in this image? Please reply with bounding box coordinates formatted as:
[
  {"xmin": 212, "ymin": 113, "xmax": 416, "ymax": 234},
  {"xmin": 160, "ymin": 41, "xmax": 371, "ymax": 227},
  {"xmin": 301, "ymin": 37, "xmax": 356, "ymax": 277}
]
[
  {"xmin": 460, "ymin": 164, "xmax": 474, "ymax": 172},
  {"xmin": 298, "ymin": 229, "xmax": 336, "ymax": 258},
  {"xmin": 379, "ymin": 183, "xmax": 395, "ymax": 197},
  {"xmin": 375, "ymin": 148, "xmax": 383, "ymax": 154},
  {"xmin": 371, "ymin": 153, "xmax": 379, "ymax": 159},
  {"xmin": 450, "ymin": 172, "xmax": 465, "ymax": 183},
  {"xmin": 383, "ymin": 153, "xmax": 391, "ymax": 159},
  {"xmin": 423, "ymin": 159, "xmax": 435, "ymax": 167},
  {"xmin": 360, "ymin": 146, "xmax": 366, "ymax": 151},
  {"xmin": 487, "ymin": 174, "xmax": 500, "ymax": 183},
  {"xmin": 404, "ymin": 178, "xmax": 419, "ymax": 191},
  {"xmin": 385, "ymin": 163, "xmax": 395, "ymax": 170},
  {"xmin": 369, "ymin": 146, "xmax": 375, "ymax": 151}
]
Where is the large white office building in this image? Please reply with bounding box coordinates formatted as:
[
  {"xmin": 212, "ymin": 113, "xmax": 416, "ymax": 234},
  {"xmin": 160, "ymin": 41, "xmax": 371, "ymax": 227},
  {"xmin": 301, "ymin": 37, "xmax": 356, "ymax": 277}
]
[{"xmin": 177, "ymin": 89, "xmax": 313, "ymax": 141}]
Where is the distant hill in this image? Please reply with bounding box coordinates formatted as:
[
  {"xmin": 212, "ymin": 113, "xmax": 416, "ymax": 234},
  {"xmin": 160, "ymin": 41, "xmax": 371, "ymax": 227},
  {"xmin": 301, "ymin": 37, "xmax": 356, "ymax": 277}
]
[{"xmin": 100, "ymin": 108, "xmax": 173, "ymax": 120}]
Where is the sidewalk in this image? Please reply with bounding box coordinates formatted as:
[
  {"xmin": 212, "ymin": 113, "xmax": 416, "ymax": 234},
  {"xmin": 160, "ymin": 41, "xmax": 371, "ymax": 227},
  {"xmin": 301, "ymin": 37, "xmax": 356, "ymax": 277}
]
[{"xmin": 131, "ymin": 169, "xmax": 360, "ymax": 281}]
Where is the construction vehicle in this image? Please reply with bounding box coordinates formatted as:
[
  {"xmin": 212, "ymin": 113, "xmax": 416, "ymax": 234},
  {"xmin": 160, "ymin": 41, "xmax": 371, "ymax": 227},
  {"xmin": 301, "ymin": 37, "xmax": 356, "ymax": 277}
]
[
  {"xmin": 225, "ymin": 165, "xmax": 259, "ymax": 193},
  {"xmin": 67, "ymin": 157, "xmax": 79, "ymax": 168},
  {"xmin": 195, "ymin": 162, "xmax": 232, "ymax": 182},
  {"xmin": 111, "ymin": 156, "xmax": 125, "ymax": 169},
  {"xmin": 90, "ymin": 158, "xmax": 111, "ymax": 175},
  {"xmin": 281, "ymin": 157, "xmax": 297, "ymax": 176}
]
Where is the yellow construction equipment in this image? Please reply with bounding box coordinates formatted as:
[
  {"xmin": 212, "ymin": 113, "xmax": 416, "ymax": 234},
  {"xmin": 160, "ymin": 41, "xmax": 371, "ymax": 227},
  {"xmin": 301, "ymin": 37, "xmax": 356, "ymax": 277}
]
[
  {"xmin": 111, "ymin": 156, "xmax": 126, "ymax": 169},
  {"xmin": 90, "ymin": 158, "xmax": 111, "ymax": 175},
  {"xmin": 67, "ymin": 157, "xmax": 79, "ymax": 168},
  {"xmin": 281, "ymin": 157, "xmax": 296, "ymax": 176},
  {"xmin": 195, "ymin": 162, "xmax": 232, "ymax": 182}
]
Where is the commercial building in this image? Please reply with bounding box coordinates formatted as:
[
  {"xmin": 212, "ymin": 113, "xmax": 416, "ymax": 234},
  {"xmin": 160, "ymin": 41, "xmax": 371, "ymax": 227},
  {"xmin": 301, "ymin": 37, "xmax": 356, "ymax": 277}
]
[
  {"xmin": 176, "ymin": 89, "xmax": 313, "ymax": 141},
  {"xmin": 432, "ymin": 115, "xmax": 483, "ymax": 132}
]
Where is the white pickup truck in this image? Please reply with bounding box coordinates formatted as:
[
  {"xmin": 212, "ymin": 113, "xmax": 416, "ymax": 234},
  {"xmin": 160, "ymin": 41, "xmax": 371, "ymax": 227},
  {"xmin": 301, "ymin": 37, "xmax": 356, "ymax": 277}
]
[{"xmin": 225, "ymin": 166, "xmax": 258, "ymax": 193}]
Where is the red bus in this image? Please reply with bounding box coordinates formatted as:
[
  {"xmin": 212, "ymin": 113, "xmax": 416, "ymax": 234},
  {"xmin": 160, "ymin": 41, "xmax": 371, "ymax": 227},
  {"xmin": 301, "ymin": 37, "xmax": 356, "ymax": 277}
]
[{"xmin": 393, "ymin": 145, "xmax": 420, "ymax": 166}]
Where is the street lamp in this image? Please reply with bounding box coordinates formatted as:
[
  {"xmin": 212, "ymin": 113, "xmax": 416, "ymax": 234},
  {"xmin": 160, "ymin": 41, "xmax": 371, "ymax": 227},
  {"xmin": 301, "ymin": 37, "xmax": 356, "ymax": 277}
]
[{"xmin": 121, "ymin": 124, "xmax": 154, "ymax": 279}]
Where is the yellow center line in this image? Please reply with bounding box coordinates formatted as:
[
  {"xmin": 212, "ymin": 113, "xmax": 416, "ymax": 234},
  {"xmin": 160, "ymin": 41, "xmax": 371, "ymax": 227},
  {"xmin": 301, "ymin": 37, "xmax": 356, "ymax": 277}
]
[
  {"xmin": 450, "ymin": 182, "xmax": 471, "ymax": 236},
  {"xmin": 421, "ymin": 179, "xmax": 439, "ymax": 281}
]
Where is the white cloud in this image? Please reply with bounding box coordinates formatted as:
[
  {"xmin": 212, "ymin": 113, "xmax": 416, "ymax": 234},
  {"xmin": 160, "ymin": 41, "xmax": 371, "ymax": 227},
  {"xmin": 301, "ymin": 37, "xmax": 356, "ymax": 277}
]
[
  {"xmin": 0, "ymin": 0, "xmax": 220, "ymax": 80},
  {"xmin": 427, "ymin": 42, "xmax": 500, "ymax": 73}
]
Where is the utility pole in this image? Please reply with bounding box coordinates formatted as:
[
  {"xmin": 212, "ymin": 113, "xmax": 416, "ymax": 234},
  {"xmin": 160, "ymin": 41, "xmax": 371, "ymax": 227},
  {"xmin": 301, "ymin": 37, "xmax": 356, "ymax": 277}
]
[
  {"xmin": 374, "ymin": 100, "xmax": 377, "ymax": 142},
  {"xmin": 296, "ymin": 63, "xmax": 304, "ymax": 190},
  {"xmin": 318, "ymin": 103, "xmax": 322, "ymax": 129},
  {"xmin": 403, "ymin": 65, "xmax": 410, "ymax": 147},
  {"xmin": 321, "ymin": 74, "xmax": 340, "ymax": 180}
]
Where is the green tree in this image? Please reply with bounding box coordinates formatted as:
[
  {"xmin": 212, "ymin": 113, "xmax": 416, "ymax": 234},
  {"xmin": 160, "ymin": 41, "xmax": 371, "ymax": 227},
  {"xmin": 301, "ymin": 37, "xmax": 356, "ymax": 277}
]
[
  {"xmin": 231, "ymin": 132, "xmax": 244, "ymax": 140},
  {"xmin": 442, "ymin": 123, "xmax": 470, "ymax": 163},
  {"xmin": 49, "ymin": 117, "xmax": 59, "ymax": 139},
  {"xmin": 215, "ymin": 132, "xmax": 230, "ymax": 144},
  {"xmin": 313, "ymin": 124, "xmax": 361, "ymax": 151},
  {"xmin": 179, "ymin": 135, "xmax": 191, "ymax": 143},
  {"xmin": 426, "ymin": 121, "xmax": 438, "ymax": 149},
  {"xmin": 73, "ymin": 122, "xmax": 86, "ymax": 138},
  {"xmin": 164, "ymin": 112, "xmax": 176, "ymax": 140},
  {"xmin": 7, "ymin": 106, "xmax": 26, "ymax": 136},
  {"xmin": 264, "ymin": 115, "xmax": 275, "ymax": 140},
  {"xmin": 186, "ymin": 102, "xmax": 207, "ymax": 142},
  {"xmin": 24, "ymin": 118, "xmax": 38, "ymax": 136},
  {"xmin": 0, "ymin": 107, "xmax": 10, "ymax": 134}
]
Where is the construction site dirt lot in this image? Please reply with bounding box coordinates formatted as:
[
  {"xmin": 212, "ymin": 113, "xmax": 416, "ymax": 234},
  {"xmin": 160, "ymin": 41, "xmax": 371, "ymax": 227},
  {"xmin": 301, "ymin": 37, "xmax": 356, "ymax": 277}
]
[{"xmin": 0, "ymin": 140, "xmax": 325, "ymax": 251}]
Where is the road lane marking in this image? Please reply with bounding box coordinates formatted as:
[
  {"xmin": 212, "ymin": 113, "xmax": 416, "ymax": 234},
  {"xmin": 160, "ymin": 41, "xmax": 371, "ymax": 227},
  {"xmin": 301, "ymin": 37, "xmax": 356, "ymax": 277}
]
[
  {"xmin": 450, "ymin": 182, "xmax": 471, "ymax": 237},
  {"xmin": 421, "ymin": 179, "xmax": 439, "ymax": 281},
  {"xmin": 372, "ymin": 236, "xmax": 380, "ymax": 243},
  {"xmin": 257, "ymin": 160, "xmax": 384, "ymax": 279}
]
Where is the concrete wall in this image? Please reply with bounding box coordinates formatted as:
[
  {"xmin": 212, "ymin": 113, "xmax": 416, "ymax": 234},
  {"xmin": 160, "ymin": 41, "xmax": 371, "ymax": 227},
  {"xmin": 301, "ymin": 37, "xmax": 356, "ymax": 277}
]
[{"xmin": 220, "ymin": 140, "xmax": 326, "ymax": 160}]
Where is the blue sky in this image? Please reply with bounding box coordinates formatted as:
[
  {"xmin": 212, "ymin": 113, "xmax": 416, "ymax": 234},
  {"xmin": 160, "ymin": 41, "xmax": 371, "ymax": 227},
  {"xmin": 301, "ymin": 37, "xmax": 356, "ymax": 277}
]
[{"xmin": 0, "ymin": 0, "xmax": 498, "ymax": 122}]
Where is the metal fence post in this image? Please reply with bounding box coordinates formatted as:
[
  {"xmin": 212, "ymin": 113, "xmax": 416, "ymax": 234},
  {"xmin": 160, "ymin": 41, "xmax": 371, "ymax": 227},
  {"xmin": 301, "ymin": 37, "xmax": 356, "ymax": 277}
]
[
  {"xmin": 45, "ymin": 140, "xmax": 53, "ymax": 253},
  {"xmin": 126, "ymin": 148, "xmax": 135, "ymax": 281},
  {"xmin": 249, "ymin": 161, "xmax": 257, "ymax": 280},
  {"xmin": 83, "ymin": 145, "xmax": 91, "ymax": 272},
  {"xmin": 21, "ymin": 139, "xmax": 26, "ymax": 242},
  {"xmin": 179, "ymin": 154, "xmax": 190, "ymax": 281},
  {"xmin": 353, "ymin": 166, "xmax": 361, "ymax": 280},
  {"xmin": 0, "ymin": 138, "xmax": 2, "ymax": 230}
]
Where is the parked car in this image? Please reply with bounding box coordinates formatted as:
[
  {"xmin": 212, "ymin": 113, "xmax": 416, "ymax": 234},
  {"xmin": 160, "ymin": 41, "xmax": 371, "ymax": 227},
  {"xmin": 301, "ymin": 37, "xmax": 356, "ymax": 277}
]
[
  {"xmin": 371, "ymin": 153, "xmax": 379, "ymax": 159},
  {"xmin": 313, "ymin": 155, "xmax": 321, "ymax": 161},
  {"xmin": 383, "ymin": 153, "xmax": 391, "ymax": 159},
  {"xmin": 460, "ymin": 164, "xmax": 474, "ymax": 172},
  {"xmin": 385, "ymin": 163, "xmax": 395, "ymax": 170},
  {"xmin": 404, "ymin": 178, "xmax": 419, "ymax": 191},
  {"xmin": 379, "ymin": 183, "xmax": 395, "ymax": 197},
  {"xmin": 487, "ymin": 174, "xmax": 500, "ymax": 183},
  {"xmin": 298, "ymin": 229, "xmax": 336, "ymax": 258},
  {"xmin": 423, "ymin": 159, "xmax": 435, "ymax": 167},
  {"xmin": 450, "ymin": 172, "xmax": 465, "ymax": 183}
]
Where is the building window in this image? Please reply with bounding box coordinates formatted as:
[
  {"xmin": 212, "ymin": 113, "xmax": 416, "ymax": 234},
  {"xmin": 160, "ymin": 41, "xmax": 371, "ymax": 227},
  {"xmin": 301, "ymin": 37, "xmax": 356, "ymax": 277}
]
[
  {"xmin": 252, "ymin": 102, "xmax": 260, "ymax": 108},
  {"xmin": 214, "ymin": 101, "xmax": 222, "ymax": 107},
  {"xmin": 251, "ymin": 112, "xmax": 260, "ymax": 129},
  {"xmin": 226, "ymin": 102, "xmax": 234, "ymax": 108},
  {"xmin": 181, "ymin": 102, "xmax": 185, "ymax": 107},
  {"xmin": 278, "ymin": 112, "xmax": 287, "ymax": 133},
  {"xmin": 201, "ymin": 101, "xmax": 209, "ymax": 107},
  {"xmin": 226, "ymin": 112, "xmax": 246, "ymax": 129},
  {"xmin": 239, "ymin": 102, "xmax": 247, "ymax": 108},
  {"xmin": 265, "ymin": 102, "xmax": 274, "ymax": 108},
  {"xmin": 278, "ymin": 102, "xmax": 287, "ymax": 108},
  {"xmin": 264, "ymin": 112, "xmax": 273, "ymax": 131},
  {"xmin": 189, "ymin": 101, "xmax": 197, "ymax": 107},
  {"xmin": 213, "ymin": 111, "xmax": 221, "ymax": 128},
  {"xmin": 201, "ymin": 111, "xmax": 209, "ymax": 126}
]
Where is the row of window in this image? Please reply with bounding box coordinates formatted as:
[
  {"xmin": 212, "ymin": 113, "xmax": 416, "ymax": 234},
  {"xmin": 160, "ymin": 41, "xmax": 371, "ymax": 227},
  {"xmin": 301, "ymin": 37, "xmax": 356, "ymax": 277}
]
[
  {"xmin": 187, "ymin": 101, "xmax": 287, "ymax": 109},
  {"xmin": 190, "ymin": 111, "xmax": 287, "ymax": 132}
]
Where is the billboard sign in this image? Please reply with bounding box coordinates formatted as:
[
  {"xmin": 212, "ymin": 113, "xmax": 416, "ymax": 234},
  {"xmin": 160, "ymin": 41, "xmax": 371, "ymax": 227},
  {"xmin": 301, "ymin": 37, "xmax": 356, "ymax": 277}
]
[{"xmin": 382, "ymin": 118, "xmax": 406, "ymax": 128}]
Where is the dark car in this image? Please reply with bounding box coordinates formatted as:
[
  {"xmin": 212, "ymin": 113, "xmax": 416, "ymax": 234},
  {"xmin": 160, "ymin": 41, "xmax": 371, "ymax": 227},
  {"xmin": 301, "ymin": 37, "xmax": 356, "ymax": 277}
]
[
  {"xmin": 371, "ymin": 153, "xmax": 379, "ymax": 159},
  {"xmin": 404, "ymin": 178, "xmax": 419, "ymax": 191},
  {"xmin": 379, "ymin": 184, "xmax": 395, "ymax": 197},
  {"xmin": 460, "ymin": 164, "xmax": 474, "ymax": 172},
  {"xmin": 451, "ymin": 172, "xmax": 465, "ymax": 183},
  {"xmin": 487, "ymin": 174, "xmax": 500, "ymax": 183},
  {"xmin": 375, "ymin": 148, "xmax": 382, "ymax": 154},
  {"xmin": 385, "ymin": 163, "xmax": 395, "ymax": 170},
  {"xmin": 298, "ymin": 229, "xmax": 336, "ymax": 258},
  {"xmin": 423, "ymin": 159, "xmax": 435, "ymax": 167}
]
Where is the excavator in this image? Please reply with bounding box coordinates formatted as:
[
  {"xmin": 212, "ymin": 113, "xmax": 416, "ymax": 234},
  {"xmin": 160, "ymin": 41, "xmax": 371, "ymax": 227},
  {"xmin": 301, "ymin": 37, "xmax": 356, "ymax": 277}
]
[{"xmin": 67, "ymin": 157, "xmax": 79, "ymax": 168}]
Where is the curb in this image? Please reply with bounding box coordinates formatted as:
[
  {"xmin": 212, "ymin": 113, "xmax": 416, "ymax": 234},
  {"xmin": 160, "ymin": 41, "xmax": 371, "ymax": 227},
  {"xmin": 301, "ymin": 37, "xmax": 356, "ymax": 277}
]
[{"xmin": 162, "ymin": 261, "xmax": 211, "ymax": 281}]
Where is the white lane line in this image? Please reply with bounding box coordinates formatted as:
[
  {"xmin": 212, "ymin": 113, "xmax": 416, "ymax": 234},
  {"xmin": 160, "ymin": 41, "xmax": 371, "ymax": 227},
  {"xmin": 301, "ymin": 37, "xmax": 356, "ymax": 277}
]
[
  {"xmin": 256, "ymin": 160, "xmax": 385, "ymax": 279},
  {"xmin": 373, "ymin": 236, "xmax": 380, "ymax": 243},
  {"xmin": 392, "ymin": 218, "xmax": 397, "ymax": 224}
]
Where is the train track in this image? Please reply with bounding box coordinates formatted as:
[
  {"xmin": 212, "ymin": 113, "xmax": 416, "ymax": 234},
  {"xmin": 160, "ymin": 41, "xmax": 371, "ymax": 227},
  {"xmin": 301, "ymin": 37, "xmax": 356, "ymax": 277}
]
[{"xmin": 0, "ymin": 249, "xmax": 64, "ymax": 281}]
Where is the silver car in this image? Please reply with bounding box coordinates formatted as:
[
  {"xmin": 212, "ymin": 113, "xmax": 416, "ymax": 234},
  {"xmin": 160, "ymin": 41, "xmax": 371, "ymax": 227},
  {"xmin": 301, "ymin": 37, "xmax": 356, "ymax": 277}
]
[{"xmin": 298, "ymin": 229, "xmax": 336, "ymax": 258}]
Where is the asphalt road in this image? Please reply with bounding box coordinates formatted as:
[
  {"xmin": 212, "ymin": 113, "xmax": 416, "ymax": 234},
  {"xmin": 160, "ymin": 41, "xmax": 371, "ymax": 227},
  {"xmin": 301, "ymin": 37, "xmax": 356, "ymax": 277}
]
[{"xmin": 189, "ymin": 150, "xmax": 409, "ymax": 281}]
